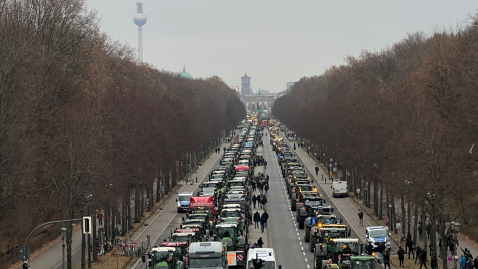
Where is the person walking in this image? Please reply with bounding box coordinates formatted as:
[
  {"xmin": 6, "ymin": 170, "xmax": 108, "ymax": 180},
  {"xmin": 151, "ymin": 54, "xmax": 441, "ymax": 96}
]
[
  {"xmin": 409, "ymin": 239, "xmax": 415, "ymax": 259},
  {"xmin": 97, "ymin": 210, "xmax": 103, "ymax": 226},
  {"xmin": 262, "ymin": 211, "xmax": 269, "ymax": 228},
  {"xmin": 415, "ymin": 245, "xmax": 422, "ymax": 264},
  {"xmin": 315, "ymin": 165, "xmax": 319, "ymax": 175},
  {"xmin": 358, "ymin": 209, "xmax": 364, "ymax": 226},
  {"xmin": 383, "ymin": 246, "xmax": 391, "ymax": 269},
  {"xmin": 265, "ymin": 184, "xmax": 269, "ymax": 196},
  {"xmin": 264, "ymin": 161, "xmax": 267, "ymax": 169},
  {"xmin": 252, "ymin": 194, "xmax": 257, "ymax": 209},
  {"xmin": 406, "ymin": 233, "xmax": 412, "ymax": 253},
  {"xmin": 431, "ymin": 254, "xmax": 437, "ymax": 269},
  {"xmin": 398, "ymin": 246, "xmax": 405, "ymax": 268},
  {"xmin": 420, "ymin": 250, "xmax": 428, "ymax": 269},
  {"xmin": 262, "ymin": 195, "xmax": 268, "ymax": 210},
  {"xmin": 460, "ymin": 255, "xmax": 466, "ymax": 269},
  {"xmin": 260, "ymin": 215, "xmax": 265, "ymax": 233},
  {"xmin": 253, "ymin": 211, "xmax": 260, "ymax": 229},
  {"xmin": 257, "ymin": 195, "xmax": 262, "ymax": 209},
  {"xmin": 248, "ymin": 209, "xmax": 253, "ymax": 225},
  {"xmin": 258, "ymin": 237, "xmax": 264, "ymax": 248}
]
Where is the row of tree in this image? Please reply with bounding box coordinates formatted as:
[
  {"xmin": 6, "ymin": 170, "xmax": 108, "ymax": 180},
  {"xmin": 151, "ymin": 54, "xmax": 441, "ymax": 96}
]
[
  {"xmin": 0, "ymin": 0, "xmax": 245, "ymax": 268},
  {"xmin": 273, "ymin": 16, "xmax": 478, "ymax": 268}
]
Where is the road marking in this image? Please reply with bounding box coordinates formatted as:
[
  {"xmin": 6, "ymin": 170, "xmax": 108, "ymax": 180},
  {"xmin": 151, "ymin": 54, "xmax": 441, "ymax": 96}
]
[
  {"xmin": 301, "ymin": 247, "xmax": 304, "ymax": 251},
  {"xmin": 297, "ymin": 232, "xmax": 300, "ymax": 236},
  {"xmin": 300, "ymin": 241, "xmax": 302, "ymax": 245},
  {"xmin": 305, "ymin": 258, "xmax": 308, "ymax": 262},
  {"xmin": 307, "ymin": 265, "xmax": 310, "ymax": 268},
  {"xmin": 303, "ymin": 252, "xmax": 306, "ymax": 256},
  {"xmin": 296, "ymin": 228, "xmax": 298, "ymax": 231}
]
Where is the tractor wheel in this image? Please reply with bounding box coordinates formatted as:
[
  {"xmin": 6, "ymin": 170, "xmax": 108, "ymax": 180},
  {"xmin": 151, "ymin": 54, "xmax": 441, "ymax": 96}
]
[
  {"xmin": 309, "ymin": 234, "xmax": 316, "ymax": 252},
  {"xmin": 298, "ymin": 219, "xmax": 304, "ymax": 229},
  {"xmin": 291, "ymin": 200, "xmax": 296, "ymax": 211},
  {"xmin": 314, "ymin": 254, "xmax": 318, "ymax": 269},
  {"xmin": 304, "ymin": 227, "xmax": 310, "ymax": 242}
]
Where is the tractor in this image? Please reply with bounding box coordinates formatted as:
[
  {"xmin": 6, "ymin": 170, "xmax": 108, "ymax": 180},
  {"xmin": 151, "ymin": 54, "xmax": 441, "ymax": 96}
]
[
  {"xmin": 149, "ymin": 247, "xmax": 185, "ymax": 269},
  {"xmin": 309, "ymin": 224, "xmax": 351, "ymax": 252},
  {"xmin": 314, "ymin": 238, "xmax": 361, "ymax": 269},
  {"xmin": 214, "ymin": 223, "xmax": 247, "ymax": 251},
  {"xmin": 304, "ymin": 214, "xmax": 340, "ymax": 242}
]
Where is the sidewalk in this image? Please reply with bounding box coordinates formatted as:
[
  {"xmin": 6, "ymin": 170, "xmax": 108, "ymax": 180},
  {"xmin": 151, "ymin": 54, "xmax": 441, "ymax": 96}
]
[
  {"xmin": 24, "ymin": 139, "xmax": 232, "ymax": 269},
  {"xmin": 284, "ymin": 134, "xmax": 478, "ymax": 268}
]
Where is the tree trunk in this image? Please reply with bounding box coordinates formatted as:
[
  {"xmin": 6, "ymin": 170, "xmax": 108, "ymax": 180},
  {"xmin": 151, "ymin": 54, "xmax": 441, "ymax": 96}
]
[
  {"xmin": 401, "ymin": 194, "xmax": 406, "ymax": 237},
  {"xmin": 413, "ymin": 204, "xmax": 418, "ymax": 243},
  {"xmin": 367, "ymin": 180, "xmax": 371, "ymax": 208},
  {"xmin": 81, "ymin": 228, "xmax": 86, "ymax": 269},
  {"xmin": 422, "ymin": 205, "xmax": 427, "ymax": 255},
  {"xmin": 67, "ymin": 209, "xmax": 74, "ymax": 269},
  {"xmin": 378, "ymin": 182, "xmax": 383, "ymax": 219},
  {"xmin": 93, "ymin": 210, "xmax": 97, "ymax": 262},
  {"xmin": 135, "ymin": 187, "xmax": 140, "ymax": 223},
  {"xmin": 391, "ymin": 194, "xmax": 397, "ymax": 234},
  {"xmin": 373, "ymin": 181, "xmax": 378, "ymax": 216},
  {"xmin": 438, "ymin": 213, "xmax": 448, "ymax": 269},
  {"xmin": 407, "ymin": 196, "xmax": 411, "ymax": 237},
  {"xmin": 430, "ymin": 206, "xmax": 437, "ymax": 258}
]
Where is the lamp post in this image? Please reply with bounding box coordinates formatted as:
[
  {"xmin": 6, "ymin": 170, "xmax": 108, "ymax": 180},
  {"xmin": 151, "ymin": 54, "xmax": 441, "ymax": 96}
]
[
  {"xmin": 61, "ymin": 224, "xmax": 67, "ymax": 269},
  {"xmin": 451, "ymin": 221, "xmax": 461, "ymax": 269}
]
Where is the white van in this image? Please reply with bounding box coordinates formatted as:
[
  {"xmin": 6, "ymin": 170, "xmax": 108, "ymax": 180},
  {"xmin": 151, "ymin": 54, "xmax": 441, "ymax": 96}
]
[
  {"xmin": 246, "ymin": 248, "xmax": 277, "ymax": 269},
  {"xmin": 332, "ymin": 181, "xmax": 348, "ymax": 197}
]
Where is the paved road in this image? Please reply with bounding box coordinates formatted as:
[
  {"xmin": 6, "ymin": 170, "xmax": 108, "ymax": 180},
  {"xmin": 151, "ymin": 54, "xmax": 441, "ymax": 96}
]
[{"xmin": 262, "ymin": 130, "xmax": 381, "ymax": 269}]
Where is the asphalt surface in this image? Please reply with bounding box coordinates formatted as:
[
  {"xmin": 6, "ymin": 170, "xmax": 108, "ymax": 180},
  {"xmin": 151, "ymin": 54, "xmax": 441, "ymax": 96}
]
[{"xmin": 262, "ymin": 131, "xmax": 380, "ymax": 269}]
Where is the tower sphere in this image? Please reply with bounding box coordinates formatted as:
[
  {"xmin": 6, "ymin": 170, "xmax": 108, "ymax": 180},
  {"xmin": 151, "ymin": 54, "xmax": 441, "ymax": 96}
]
[{"xmin": 134, "ymin": 2, "xmax": 147, "ymax": 26}]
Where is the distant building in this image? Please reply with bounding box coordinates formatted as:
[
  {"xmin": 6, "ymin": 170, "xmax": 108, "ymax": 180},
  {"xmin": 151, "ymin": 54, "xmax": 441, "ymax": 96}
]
[
  {"xmin": 180, "ymin": 66, "xmax": 193, "ymax": 79},
  {"xmin": 260, "ymin": 90, "xmax": 270, "ymax": 95},
  {"xmin": 241, "ymin": 72, "xmax": 251, "ymax": 99}
]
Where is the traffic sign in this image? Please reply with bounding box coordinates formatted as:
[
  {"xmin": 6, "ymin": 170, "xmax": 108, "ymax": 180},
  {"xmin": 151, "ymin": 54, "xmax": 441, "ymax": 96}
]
[
  {"xmin": 328, "ymin": 259, "xmax": 332, "ymax": 264},
  {"xmin": 447, "ymin": 255, "xmax": 453, "ymax": 262}
]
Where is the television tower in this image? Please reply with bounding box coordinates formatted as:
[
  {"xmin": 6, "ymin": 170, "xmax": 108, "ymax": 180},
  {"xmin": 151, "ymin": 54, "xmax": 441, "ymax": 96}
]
[{"xmin": 133, "ymin": 2, "xmax": 147, "ymax": 62}]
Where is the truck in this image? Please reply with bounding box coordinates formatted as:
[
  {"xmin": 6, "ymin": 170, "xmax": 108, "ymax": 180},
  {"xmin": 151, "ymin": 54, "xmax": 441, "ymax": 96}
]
[
  {"xmin": 188, "ymin": 196, "xmax": 217, "ymax": 217},
  {"xmin": 188, "ymin": 242, "xmax": 228, "ymax": 269},
  {"xmin": 262, "ymin": 120, "xmax": 267, "ymax": 127}
]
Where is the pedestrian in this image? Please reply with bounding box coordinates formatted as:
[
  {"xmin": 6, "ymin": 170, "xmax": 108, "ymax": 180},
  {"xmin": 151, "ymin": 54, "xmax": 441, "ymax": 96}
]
[
  {"xmin": 265, "ymin": 184, "xmax": 269, "ymax": 196},
  {"xmin": 409, "ymin": 239, "xmax": 415, "ymax": 259},
  {"xmin": 358, "ymin": 209, "xmax": 364, "ymax": 226},
  {"xmin": 262, "ymin": 210, "xmax": 269, "ymax": 228},
  {"xmin": 420, "ymin": 250, "xmax": 428, "ymax": 269},
  {"xmin": 97, "ymin": 210, "xmax": 103, "ymax": 226},
  {"xmin": 253, "ymin": 211, "xmax": 260, "ymax": 229},
  {"xmin": 431, "ymin": 254, "xmax": 437, "ymax": 269},
  {"xmin": 398, "ymin": 246, "xmax": 405, "ymax": 268},
  {"xmin": 383, "ymin": 246, "xmax": 391, "ymax": 269},
  {"xmin": 262, "ymin": 195, "xmax": 268, "ymax": 210},
  {"xmin": 460, "ymin": 255, "xmax": 466, "ymax": 269},
  {"xmin": 252, "ymin": 181, "xmax": 256, "ymax": 192},
  {"xmin": 264, "ymin": 161, "xmax": 267, "ymax": 169},
  {"xmin": 367, "ymin": 243, "xmax": 373, "ymax": 256},
  {"xmin": 315, "ymin": 165, "xmax": 319, "ymax": 175},
  {"xmin": 257, "ymin": 195, "xmax": 262, "ymax": 209},
  {"xmin": 252, "ymin": 194, "xmax": 257, "ymax": 209},
  {"xmin": 418, "ymin": 223, "xmax": 423, "ymax": 241},
  {"xmin": 260, "ymin": 216, "xmax": 265, "ymax": 233},
  {"xmin": 258, "ymin": 237, "xmax": 264, "ymax": 248},
  {"xmin": 406, "ymin": 233, "xmax": 412, "ymax": 253},
  {"xmin": 415, "ymin": 245, "xmax": 422, "ymax": 264},
  {"xmin": 223, "ymin": 147, "xmax": 226, "ymax": 153},
  {"xmin": 294, "ymin": 143, "xmax": 296, "ymax": 150}
]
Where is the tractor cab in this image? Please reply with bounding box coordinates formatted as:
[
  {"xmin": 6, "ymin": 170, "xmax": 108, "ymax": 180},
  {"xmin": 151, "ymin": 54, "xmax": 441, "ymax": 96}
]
[
  {"xmin": 160, "ymin": 242, "xmax": 189, "ymax": 261},
  {"xmin": 169, "ymin": 233, "xmax": 194, "ymax": 245},
  {"xmin": 149, "ymin": 247, "xmax": 184, "ymax": 269},
  {"xmin": 173, "ymin": 228, "xmax": 199, "ymax": 243},
  {"xmin": 330, "ymin": 239, "xmax": 361, "ymax": 268},
  {"xmin": 215, "ymin": 224, "xmax": 246, "ymax": 251},
  {"xmin": 309, "ymin": 225, "xmax": 351, "ymax": 253},
  {"xmin": 350, "ymin": 255, "xmax": 376, "ymax": 269}
]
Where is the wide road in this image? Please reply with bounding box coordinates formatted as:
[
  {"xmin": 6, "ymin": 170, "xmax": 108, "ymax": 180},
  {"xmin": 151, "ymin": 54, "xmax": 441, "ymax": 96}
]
[{"xmin": 262, "ymin": 130, "xmax": 378, "ymax": 269}]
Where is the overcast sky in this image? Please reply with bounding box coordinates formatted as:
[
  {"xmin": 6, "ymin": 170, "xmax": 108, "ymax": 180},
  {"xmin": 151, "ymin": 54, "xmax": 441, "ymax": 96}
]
[{"xmin": 85, "ymin": 0, "xmax": 478, "ymax": 93}]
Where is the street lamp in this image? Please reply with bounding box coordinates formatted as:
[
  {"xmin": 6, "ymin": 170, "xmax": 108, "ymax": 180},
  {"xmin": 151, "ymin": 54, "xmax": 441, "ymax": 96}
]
[
  {"xmin": 451, "ymin": 221, "xmax": 461, "ymax": 269},
  {"xmin": 61, "ymin": 224, "xmax": 67, "ymax": 269}
]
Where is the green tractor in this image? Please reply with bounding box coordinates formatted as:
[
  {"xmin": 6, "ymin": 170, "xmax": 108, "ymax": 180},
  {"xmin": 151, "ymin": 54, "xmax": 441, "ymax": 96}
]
[
  {"xmin": 314, "ymin": 238, "xmax": 361, "ymax": 269},
  {"xmin": 214, "ymin": 223, "xmax": 247, "ymax": 251},
  {"xmin": 304, "ymin": 214, "xmax": 340, "ymax": 242},
  {"xmin": 350, "ymin": 255, "xmax": 376, "ymax": 269},
  {"xmin": 309, "ymin": 224, "xmax": 351, "ymax": 252},
  {"xmin": 149, "ymin": 247, "xmax": 185, "ymax": 269}
]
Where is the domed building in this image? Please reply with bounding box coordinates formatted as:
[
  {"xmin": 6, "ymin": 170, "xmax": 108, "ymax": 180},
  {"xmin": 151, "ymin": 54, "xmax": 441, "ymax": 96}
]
[{"xmin": 180, "ymin": 65, "xmax": 193, "ymax": 79}]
